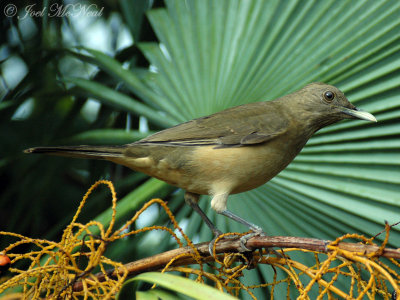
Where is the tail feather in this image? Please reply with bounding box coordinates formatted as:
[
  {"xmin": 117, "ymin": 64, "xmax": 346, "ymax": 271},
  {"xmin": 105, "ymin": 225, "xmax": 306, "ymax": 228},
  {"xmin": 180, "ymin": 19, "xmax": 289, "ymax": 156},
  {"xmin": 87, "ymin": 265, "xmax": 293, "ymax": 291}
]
[{"xmin": 24, "ymin": 145, "xmax": 125, "ymax": 160}]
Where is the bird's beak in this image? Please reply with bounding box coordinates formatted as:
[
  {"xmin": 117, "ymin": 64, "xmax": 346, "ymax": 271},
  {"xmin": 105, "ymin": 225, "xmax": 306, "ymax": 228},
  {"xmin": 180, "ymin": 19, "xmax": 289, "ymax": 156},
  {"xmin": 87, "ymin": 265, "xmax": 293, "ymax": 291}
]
[{"xmin": 341, "ymin": 107, "xmax": 377, "ymax": 122}]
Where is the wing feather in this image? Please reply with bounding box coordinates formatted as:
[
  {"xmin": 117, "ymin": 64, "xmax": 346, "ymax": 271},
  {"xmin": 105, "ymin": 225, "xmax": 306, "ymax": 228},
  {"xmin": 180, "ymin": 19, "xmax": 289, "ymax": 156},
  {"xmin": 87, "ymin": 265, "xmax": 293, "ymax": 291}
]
[{"xmin": 135, "ymin": 101, "xmax": 288, "ymax": 147}]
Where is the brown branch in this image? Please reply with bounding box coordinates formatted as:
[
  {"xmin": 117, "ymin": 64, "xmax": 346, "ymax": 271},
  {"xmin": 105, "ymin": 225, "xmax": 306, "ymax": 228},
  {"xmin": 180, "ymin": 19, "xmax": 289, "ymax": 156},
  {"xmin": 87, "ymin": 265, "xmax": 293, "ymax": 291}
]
[{"xmin": 72, "ymin": 235, "xmax": 400, "ymax": 292}]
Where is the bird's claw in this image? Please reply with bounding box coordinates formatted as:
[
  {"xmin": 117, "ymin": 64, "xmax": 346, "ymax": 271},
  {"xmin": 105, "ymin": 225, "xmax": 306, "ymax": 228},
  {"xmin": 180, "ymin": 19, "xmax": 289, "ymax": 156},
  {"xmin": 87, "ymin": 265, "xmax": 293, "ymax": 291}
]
[
  {"xmin": 208, "ymin": 229, "xmax": 223, "ymax": 256},
  {"xmin": 208, "ymin": 228, "xmax": 266, "ymax": 255},
  {"xmin": 208, "ymin": 237, "xmax": 217, "ymax": 256},
  {"xmin": 239, "ymin": 228, "xmax": 265, "ymax": 252}
]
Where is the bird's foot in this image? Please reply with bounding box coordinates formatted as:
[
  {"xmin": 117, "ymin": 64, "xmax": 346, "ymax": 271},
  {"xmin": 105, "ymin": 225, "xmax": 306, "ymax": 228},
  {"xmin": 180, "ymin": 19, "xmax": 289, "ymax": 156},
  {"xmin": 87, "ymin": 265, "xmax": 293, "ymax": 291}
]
[
  {"xmin": 208, "ymin": 226, "xmax": 266, "ymax": 256},
  {"xmin": 239, "ymin": 226, "xmax": 266, "ymax": 252},
  {"xmin": 208, "ymin": 230, "xmax": 240, "ymax": 256},
  {"xmin": 208, "ymin": 229, "xmax": 223, "ymax": 256}
]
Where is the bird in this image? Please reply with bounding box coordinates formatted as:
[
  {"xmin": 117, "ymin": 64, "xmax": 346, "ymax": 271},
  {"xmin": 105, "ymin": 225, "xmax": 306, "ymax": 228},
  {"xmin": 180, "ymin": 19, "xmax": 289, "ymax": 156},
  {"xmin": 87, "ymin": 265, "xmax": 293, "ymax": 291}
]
[{"xmin": 24, "ymin": 83, "xmax": 376, "ymax": 252}]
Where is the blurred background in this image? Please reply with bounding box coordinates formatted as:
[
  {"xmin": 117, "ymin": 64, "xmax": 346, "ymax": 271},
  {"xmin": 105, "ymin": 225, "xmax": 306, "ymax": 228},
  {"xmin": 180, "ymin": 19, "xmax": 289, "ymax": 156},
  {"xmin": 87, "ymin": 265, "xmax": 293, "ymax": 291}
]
[{"xmin": 0, "ymin": 0, "xmax": 399, "ymax": 298}]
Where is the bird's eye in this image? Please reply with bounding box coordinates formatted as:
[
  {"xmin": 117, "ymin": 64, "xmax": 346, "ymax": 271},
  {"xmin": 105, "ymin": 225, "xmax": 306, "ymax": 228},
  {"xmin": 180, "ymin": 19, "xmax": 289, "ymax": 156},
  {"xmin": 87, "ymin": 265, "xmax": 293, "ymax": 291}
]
[{"xmin": 323, "ymin": 91, "xmax": 335, "ymax": 102}]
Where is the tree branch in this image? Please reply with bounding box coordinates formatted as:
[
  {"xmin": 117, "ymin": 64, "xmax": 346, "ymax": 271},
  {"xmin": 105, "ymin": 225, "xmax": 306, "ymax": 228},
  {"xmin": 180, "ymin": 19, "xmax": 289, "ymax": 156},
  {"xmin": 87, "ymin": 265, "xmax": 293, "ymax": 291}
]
[{"xmin": 72, "ymin": 235, "xmax": 400, "ymax": 292}]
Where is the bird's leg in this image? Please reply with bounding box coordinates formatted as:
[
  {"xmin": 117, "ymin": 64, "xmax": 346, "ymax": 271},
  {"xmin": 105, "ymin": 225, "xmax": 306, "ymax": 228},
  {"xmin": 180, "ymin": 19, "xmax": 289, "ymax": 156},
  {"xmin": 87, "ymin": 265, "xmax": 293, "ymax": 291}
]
[
  {"xmin": 219, "ymin": 209, "xmax": 265, "ymax": 252},
  {"xmin": 210, "ymin": 193, "xmax": 265, "ymax": 252},
  {"xmin": 219, "ymin": 210, "xmax": 262, "ymax": 232},
  {"xmin": 184, "ymin": 192, "xmax": 223, "ymax": 254}
]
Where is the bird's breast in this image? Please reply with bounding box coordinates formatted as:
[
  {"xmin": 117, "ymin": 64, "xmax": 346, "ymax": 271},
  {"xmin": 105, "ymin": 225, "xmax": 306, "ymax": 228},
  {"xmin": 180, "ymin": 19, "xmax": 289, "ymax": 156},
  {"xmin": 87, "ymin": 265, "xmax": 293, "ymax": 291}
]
[
  {"xmin": 108, "ymin": 134, "xmax": 307, "ymax": 196},
  {"xmin": 187, "ymin": 137, "xmax": 305, "ymax": 195}
]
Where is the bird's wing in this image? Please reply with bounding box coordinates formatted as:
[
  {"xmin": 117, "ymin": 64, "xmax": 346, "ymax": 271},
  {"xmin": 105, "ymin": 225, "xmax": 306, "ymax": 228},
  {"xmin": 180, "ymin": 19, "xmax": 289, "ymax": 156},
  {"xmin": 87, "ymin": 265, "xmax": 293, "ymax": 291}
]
[{"xmin": 136, "ymin": 101, "xmax": 289, "ymax": 147}]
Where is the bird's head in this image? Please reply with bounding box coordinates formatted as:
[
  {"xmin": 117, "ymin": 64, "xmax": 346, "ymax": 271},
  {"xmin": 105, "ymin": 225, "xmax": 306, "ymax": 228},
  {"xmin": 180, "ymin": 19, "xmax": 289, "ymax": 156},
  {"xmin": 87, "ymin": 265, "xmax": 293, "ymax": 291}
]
[{"xmin": 292, "ymin": 82, "xmax": 376, "ymax": 129}]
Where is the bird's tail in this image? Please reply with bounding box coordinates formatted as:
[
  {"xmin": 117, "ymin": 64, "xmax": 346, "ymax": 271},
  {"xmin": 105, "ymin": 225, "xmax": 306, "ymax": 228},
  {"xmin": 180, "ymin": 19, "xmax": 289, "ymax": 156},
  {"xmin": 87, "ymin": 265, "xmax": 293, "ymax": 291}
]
[{"xmin": 24, "ymin": 145, "xmax": 125, "ymax": 160}]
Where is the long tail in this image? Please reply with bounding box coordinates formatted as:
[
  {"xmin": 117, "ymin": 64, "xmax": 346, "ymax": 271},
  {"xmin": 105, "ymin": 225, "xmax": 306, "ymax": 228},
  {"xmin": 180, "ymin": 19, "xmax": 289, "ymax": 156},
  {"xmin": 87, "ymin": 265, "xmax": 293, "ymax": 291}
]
[{"xmin": 24, "ymin": 145, "xmax": 125, "ymax": 160}]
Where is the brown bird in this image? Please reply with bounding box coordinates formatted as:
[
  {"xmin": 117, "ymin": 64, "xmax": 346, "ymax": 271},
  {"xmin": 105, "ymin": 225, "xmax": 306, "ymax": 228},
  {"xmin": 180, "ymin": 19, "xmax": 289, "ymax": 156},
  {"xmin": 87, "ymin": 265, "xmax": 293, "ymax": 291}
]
[{"xmin": 25, "ymin": 83, "xmax": 376, "ymax": 251}]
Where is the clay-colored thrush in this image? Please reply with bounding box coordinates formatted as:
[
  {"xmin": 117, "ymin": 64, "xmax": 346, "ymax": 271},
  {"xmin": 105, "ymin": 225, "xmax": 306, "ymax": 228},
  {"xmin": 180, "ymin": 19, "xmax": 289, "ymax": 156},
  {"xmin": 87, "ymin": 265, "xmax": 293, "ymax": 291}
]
[{"xmin": 25, "ymin": 83, "xmax": 376, "ymax": 250}]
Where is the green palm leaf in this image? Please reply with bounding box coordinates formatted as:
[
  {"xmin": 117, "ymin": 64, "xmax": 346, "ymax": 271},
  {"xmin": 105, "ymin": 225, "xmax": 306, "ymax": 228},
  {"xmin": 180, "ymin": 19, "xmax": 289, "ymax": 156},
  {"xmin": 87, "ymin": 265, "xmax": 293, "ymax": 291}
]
[
  {"xmin": 75, "ymin": 0, "xmax": 400, "ymax": 242},
  {"xmin": 62, "ymin": 1, "xmax": 399, "ymax": 296},
  {"xmin": 15, "ymin": 0, "xmax": 397, "ymax": 298},
  {"xmin": 156, "ymin": 0, "xmax": 398, "ymax": 236},
  {"xmin": 60, "ymin": 0, "xmax": 399, "ymax": 247}
]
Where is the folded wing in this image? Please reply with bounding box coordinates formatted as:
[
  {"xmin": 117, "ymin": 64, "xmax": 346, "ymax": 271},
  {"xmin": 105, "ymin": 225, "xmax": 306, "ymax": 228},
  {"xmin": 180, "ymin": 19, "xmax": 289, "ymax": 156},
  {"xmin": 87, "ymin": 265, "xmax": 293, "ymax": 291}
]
[{"xmin": 135, "ymin": 101, "xmax": 289, "ymax": 148}]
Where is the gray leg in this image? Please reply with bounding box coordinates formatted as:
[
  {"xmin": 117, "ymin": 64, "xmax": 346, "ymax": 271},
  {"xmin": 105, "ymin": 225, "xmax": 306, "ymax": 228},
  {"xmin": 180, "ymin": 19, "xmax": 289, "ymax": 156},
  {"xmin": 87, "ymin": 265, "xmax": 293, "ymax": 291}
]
[
  {"xmin": 184, "ymin": 192, "xmax": 224, "ymax": 255},
  {"xmin": 220, "ymin": 210, "xmax": 263, "ymax": 232},
  {"xmin": 184, "ymin": 192, "xmax": 265, "ymax": 253},
  {"xmin": 220, "ymin": 209, "xmax": 265, "ymax": 252},
  {"xmin": 184, "ymin": 192, "xmax": 222, "ymax": 237}
]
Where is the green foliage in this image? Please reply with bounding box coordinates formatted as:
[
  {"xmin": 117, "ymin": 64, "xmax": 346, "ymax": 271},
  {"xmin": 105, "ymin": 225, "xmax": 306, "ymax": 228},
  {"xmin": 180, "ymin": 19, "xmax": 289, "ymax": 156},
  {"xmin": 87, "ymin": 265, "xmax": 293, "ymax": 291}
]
[
  {"xmin": 1, "ymin": 0, "xmax": 399, "ymax": 298},
  {"xmin": 117, "ymin": 272, "xmax": 237, "ymax": 300}
]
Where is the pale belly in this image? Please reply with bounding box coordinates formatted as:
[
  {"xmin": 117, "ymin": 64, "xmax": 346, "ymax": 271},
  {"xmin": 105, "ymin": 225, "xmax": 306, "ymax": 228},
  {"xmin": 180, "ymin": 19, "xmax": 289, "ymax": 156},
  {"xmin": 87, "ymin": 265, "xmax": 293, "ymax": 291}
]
[
  {"xmin": 108, "ymin": 138, "xmax": 304, "ymax": 196},
  {"xmin": 185, "ymin": 143, "xmax": 298, "ymax": 195}
]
